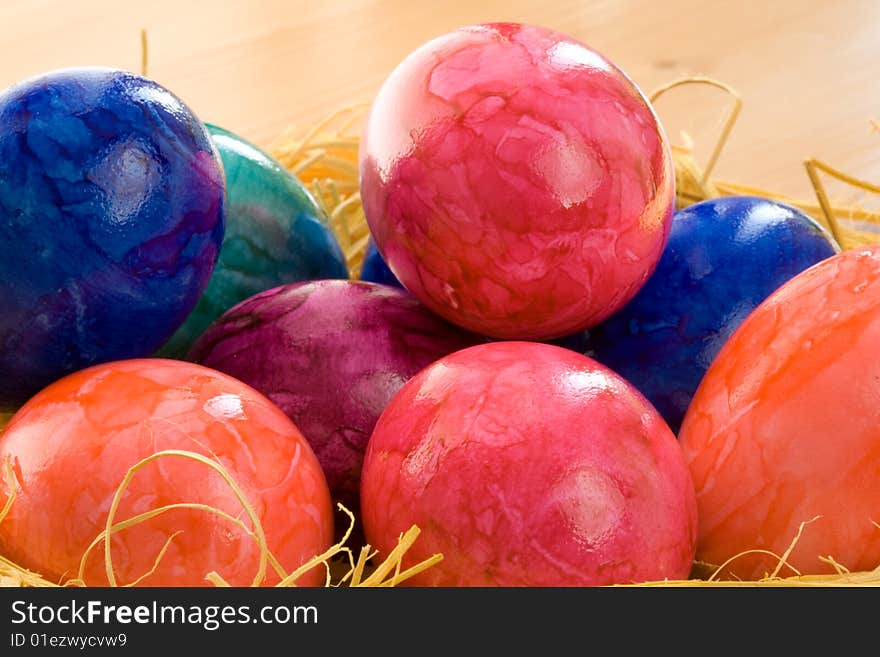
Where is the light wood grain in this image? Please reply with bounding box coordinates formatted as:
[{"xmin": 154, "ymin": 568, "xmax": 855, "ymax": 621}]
[{"xmin": 0, "ymin": 0, "xmax": 877, "ymax": 200}]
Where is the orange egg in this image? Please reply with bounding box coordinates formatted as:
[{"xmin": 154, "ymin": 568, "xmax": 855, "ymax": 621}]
[
  {"xmin": 680, "ymin": 247, "xmax": 880, "ymax": 579},
  {"xmin": 0, "ymin": 359, "xmax": 334, "ymax": 586}
]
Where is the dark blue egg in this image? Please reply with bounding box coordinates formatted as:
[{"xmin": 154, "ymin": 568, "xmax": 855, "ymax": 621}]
[
  {"xmin": 0, "ymin": 67, "xmax": 225, "ymax": 408},
  {"xmin": 359, "ymin": 239, "xmax": 403, "ymax": 288},
  {"xmin": 583, "ymin": 195, "xmax": 839, "ymax": 434}
]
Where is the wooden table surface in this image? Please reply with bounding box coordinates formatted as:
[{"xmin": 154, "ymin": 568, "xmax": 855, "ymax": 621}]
[{"xmin": 1, "ymin": 0, "xmax": 878, "ymax": 201}]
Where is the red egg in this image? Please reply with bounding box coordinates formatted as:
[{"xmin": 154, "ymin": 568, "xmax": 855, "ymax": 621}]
[
  {"xmin": 0, "ymin": 359, "xmax": 333, "ymax": 587},
  {"xmin": 360, "ymin": 341, "xmax": 697, "ymax": 586},
  {"xmin": 360, "ymin": 22, "xmax": 675, "ymax": 340},
  {"xmin": 680, "ymin": 247, "xmax": 880, "ymax": 579}
]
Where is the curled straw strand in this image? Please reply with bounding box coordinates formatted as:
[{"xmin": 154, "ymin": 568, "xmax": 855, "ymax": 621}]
[
  {"xmin": 648, "ymin": 76, "xmax": 880, "ymax": 251},
  {"xmin": 2, "ymin": 443, "xmax": 875, "ymax": 586},
  {"xmin": 71, "ymin": 449, "xmax": 278, "ymax": 587},
  {"xmin": 630, "ymin": 516, "xmax": 880, "ymax": 587},
  {"xmin": 649, "ymin": 76, "xmax": 743, "ymax": 196},
  {"xmin": 0, "ymin": 459, "xmax": 55, "ymax": 587},
  {"xmin": 0, "ymin": 450, "xmax": 440, "ymax": 588},
  {"xmin": 803, "ymin": 158, "xmax": 880, "ymax": 248}
]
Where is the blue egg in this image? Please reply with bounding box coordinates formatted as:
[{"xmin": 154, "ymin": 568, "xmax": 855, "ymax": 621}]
[
  {"xmin": 156, "ymin": 123, "xmax": 349, "ymax": 358},
  {"xmin": 583, "ymin": 196, "xmax": 840, "ymax": 433},
  {"xmin": 0, "ymin": 67, "xmax": 225, "ymax": 408},
  {"xmin": 359, "ymin": 239, "xmax": 403, "ymax": 288}
]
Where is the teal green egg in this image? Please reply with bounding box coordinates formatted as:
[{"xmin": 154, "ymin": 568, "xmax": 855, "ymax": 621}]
[{"xmin": 157, "ymin": 124, "xmax": 349, "ymax": 358}]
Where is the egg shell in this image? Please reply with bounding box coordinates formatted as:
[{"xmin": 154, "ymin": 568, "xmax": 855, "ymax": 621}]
[
  {"xmin": 360, "ymin": 239, "xmax": 589, "ymax": 352},
  {"xmin": 0, "ymin": 358, "xmax": 333, "ymax": 586},
  {"xmin": 360, "ymin": 341, "xmax": 697, "ymax": 586},
  {"xmin": 157, "ymin": 123, "xmax": 349, "ymax": 358},
  {"xmin": 360, "ymin": 22, "xmax": 675, "ymax": 340},
  {"xmin": 584, "ymin": 196, "xmax": 839, "ymax": 433},
  {"xmin": 680, "ymin": 246, "xmax": 880, "ymax": 579},
  {"xmin": 188, "ymin": 279, "xmax": 485, "ymax": 521},
  {"xmin": 0, "ymin": 67, "xmax": 225, "ymax": 409}
]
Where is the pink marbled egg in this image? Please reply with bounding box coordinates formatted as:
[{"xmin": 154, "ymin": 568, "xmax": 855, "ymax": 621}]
[
  {"xmin": 360, "ymin": 341, "xmax": 697, "ymax": 586},
  {"xmin": 360, "ymin": 22, "xmax": 675, "ymax": 340}
]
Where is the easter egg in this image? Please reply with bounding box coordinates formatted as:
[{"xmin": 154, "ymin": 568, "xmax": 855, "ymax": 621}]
[
  {"xmin": 188, "ymin": 280, "xmax": 484, "ymax": 519},
  {"xmin": 360, "ymin": 22, "xmax": 675, "ymax": 340},
  {"xmin": 0, "ymin": 67, "xmax": 224, "ymax": 409},
  {"xmin": 359, "ymin": 239, "xmax": 402, "ymax": 288},
  {"xmin": 584, "ymin": 196, "xmax": 839, "ymax": 433},
  {"xmin": 157, "ymin": 124, "xmax": 349, "ymax": 358},
  {"xmin": 0, "ymin": 358, "xmax": 333, "ymax": 586},
  {"xmin": 361, "ymin": 237, "xmax": 589, "ymax": 352},
  {"xmin": 679, "ymin": 246, "xmax": 880, "ymax": 579},
  {"xmin": 360, "ymin": 341, "xmax": 697, "ymax": 586}
]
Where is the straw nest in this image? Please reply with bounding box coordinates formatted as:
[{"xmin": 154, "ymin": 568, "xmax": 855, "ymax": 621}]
[{"xmin": 2, "ymin": 76, "xmax": 879, "ymax": 588}]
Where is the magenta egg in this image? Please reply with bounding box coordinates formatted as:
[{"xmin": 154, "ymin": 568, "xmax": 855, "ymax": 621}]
[
  {"xmin": 360, "ymin": 23, "xmax": 675, "ymax": 340},
  {"xmin": 360, "ymin": 341, "xmax": 697, "ymax": 586},
  {"xmin": 188, "ymin": 280, "xmax": 484, "ymax": 519}
]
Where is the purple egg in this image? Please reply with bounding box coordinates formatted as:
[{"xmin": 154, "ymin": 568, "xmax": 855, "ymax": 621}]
[{"xmin": 188, "ymin": 279, "xmax": 485, "ymax": 519}]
